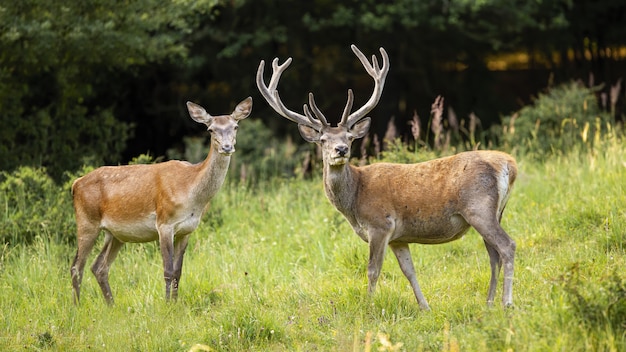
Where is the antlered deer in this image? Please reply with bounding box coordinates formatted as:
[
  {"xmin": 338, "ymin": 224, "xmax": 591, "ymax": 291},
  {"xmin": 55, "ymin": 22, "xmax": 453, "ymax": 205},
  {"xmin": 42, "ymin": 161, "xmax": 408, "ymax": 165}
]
[
  {"xmin": 257, "ymin": 45, "xmax": 517, "ymax": 309},
  {"xmin": 70, "ymin": 97, "xmax": 252, "ymax": 304}
]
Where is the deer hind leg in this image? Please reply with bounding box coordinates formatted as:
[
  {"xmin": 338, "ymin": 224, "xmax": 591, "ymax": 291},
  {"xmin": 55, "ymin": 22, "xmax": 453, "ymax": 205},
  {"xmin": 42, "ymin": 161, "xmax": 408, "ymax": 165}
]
[
  {"xmin": 91, "ymin": 231, "xmax": 124, "ymax": 305},
  {"xmin": 469, "ymin": 214, "xmax": 516, "ymax": 308},
  {"xmin": 389, "ymin": 243, "xmax": 430, "ymax": 310},
  {"xmin": 483, "ymin": 240, "xmax": 501, "ymax": 306},
  {"xmin": 170, "ymin": 235, "xmax": 191, "ymax": 301},
  {"xmin": 71, "ymin": 223, "xmax": 100, "ymax": 304}
]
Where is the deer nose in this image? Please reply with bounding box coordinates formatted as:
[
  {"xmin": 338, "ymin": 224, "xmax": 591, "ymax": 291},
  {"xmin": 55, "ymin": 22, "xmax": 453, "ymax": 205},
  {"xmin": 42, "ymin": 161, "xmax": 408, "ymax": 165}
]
[
  {"xmin": 221, "ymin": 144, "xmax": 234, "ymax": 154},
  {"xmin": 335, "ymin": 145, "xmax": 349, "ymax": 157}
]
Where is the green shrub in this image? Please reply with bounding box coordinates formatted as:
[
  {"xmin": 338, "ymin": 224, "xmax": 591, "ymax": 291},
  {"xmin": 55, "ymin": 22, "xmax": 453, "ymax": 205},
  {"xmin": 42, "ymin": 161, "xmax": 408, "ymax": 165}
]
[
  {"xmin": 0, "ymin": 166, "xmax": 75, "ymax": 245},
  {"xmin": 0, "ymin": 104, "xmax": 132, "ymax": 182},
  {"xmin": 128, "ymin": 153, "xmax": 159, "ymax": 165},
  {"xmin": 498, "ymin": 81, "xmax": 613, "ymax": 158}
]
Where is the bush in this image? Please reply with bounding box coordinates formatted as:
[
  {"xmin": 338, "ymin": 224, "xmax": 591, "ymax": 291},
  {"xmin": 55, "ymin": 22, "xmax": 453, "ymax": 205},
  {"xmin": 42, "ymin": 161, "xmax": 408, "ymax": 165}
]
[
  {"xmin": 0, "ymin": 103, "xmax": 132, "ymax": 182},
  {"xmin": 497, "ymin": 81, "xmax": 613, "ymax": 158},
  {"xmin": 0, "ymin": 166, "xmax": 76, "ymax": 245}
]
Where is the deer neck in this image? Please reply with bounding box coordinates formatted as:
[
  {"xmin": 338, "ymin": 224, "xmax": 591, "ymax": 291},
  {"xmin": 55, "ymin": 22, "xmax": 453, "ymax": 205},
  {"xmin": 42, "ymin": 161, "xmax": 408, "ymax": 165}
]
[
  {"xmin": 323, "ymin": 162, "xmax": 359, "ymax": 216},
  {"xmin": 193, "ymin": 145, "xmax": 231, "ymax": 203}
]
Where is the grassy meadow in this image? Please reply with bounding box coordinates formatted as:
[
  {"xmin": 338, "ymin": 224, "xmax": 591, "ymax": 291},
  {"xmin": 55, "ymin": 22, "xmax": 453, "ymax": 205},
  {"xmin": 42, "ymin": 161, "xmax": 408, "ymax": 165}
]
[
  {"xmin": 0, "ymin": 77, "xmax": 625, "ymax": 352},
  {"xmin": 0, "ymin": 137, "xmax": 624, "ymax": 351}
]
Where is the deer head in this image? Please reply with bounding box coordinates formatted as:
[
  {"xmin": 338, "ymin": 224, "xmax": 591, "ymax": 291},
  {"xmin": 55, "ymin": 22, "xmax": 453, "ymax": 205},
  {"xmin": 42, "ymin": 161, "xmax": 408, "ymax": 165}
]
[
  {"xmin": 256, "ymin": 45, "xmax": 389, "ymax": 165},
  {"xmin": 186, "ymin": 97, "xmax": 252, "ymax": 156}
]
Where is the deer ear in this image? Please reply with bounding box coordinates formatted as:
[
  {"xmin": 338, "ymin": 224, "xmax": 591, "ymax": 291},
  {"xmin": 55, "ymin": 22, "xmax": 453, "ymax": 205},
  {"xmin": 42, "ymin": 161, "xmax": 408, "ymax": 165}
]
[
  {"xmin": 187, "ymin": 101, "xmax": 213, "ymax": 124},
  {"xmin": 298, "ymin": 124, "xmax": 321, "ymax": 143},
  {"xmin": 233, "ymin": 97, "xmax": 253, "ymax": 121},
  {"xmin": 350, "ymin": 117, "xmax": 371, "ymax": 139}
]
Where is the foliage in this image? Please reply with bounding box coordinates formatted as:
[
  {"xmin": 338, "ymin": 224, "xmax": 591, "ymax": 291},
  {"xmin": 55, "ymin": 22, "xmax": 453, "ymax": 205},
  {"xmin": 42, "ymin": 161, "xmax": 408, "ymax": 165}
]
[
  {"xmin": 208, "ymin": 0, "xmax": 590, "ymax": 145},
  {"xmin": 2, "ymin": 0, "xmax": 625, "ymax": 180},
  {"xmin": 0, "ymin": 0, "xmax": 220, "ymax": 180},
  {"xmin": 0, "ymin": 166, "xmax": 75, "ymax": 245},
  {"xmin": 301, "ymin": 0, "xmax": 570, "ymax": 50},
  {"xmin": 129, "ymin": 153, "xmax": 160, "ymax": 165},
  {"xmin": 497, "ymin": 81, "xmax": 615, "ymax": 159}
]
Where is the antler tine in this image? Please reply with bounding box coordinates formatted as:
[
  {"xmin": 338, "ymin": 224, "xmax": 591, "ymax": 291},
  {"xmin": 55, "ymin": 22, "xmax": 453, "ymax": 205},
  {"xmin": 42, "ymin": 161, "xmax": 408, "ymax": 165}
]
[
  {"xmin": 256, "ymin": 58, "xmax": 322, "ymax": 130},
  {"xmin": 344, "ymin": 45, "xmax": 390, "ymax": 128},
  {"xmin": 256, "ymin": 58, "xmax": 291, "ymax": 113},
  {"xmin": 268, "ymin": 58, "xmax": 289, "ymax": 92},
  {"xmin": 306, "ymin": 92, "xmax": 329, "ymax": 127},
  {"xmin": 303, "ymin": 104, "xmax": 323, "ymax": 128},
  {"xmin": 338, "ymin": 89, "xmax": 355, "ymax": 127}
]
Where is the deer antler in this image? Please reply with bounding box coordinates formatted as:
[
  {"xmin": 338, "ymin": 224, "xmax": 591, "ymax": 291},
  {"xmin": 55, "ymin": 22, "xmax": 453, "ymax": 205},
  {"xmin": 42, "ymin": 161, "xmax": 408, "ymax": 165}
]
[
  {"xmin": 256, "ymin": 44, "xmax": 389, "ymax": 130},
  {"xmin": 339, "ymin": 45, "xmax": 389, "ymax": 128},
  {"xmin": 256, "ymin": 58, "xmax": 327, "ymax": 130}
]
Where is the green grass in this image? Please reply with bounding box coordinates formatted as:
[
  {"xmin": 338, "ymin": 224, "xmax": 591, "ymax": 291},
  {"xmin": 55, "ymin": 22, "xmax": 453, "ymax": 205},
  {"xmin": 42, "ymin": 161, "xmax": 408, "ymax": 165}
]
[{"xmin": 1, "ymin": 141, "xmax": 625, "ymax": 351}]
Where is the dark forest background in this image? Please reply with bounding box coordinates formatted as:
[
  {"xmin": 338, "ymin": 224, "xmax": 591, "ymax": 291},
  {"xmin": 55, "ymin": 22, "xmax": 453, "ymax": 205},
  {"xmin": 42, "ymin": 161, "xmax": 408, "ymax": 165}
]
[{"xmin": 1, "ymin": 0, "xmax": 625, "ymax": 180}]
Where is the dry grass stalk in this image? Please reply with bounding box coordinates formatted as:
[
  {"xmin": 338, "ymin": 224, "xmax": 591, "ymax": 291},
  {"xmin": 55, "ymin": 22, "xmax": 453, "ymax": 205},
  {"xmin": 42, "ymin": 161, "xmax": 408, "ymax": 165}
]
[
  {"xmin": 448, "ymin": 106, "xmax": 459, "ymax": 133},
  {"xmin": 360, "ymin": 133, "xmax": 370, "ymax": 166},
  {"xmin": 430, "ymin": 95, "xmax": 444, "ymax": 149},
  {"xmin": 383, "ymin": 116, "xmax": 397, "ymax": 150},
  {"xmin": 469, "ymin": 112, "xmax": 480, "ymax": 148},
  {"xmin": 610, "ymin": 78, "xmax": 622, "ymax": 115},
  {"xmin": 409, "ymin": 110, "xmax": 421, "ymax": 142},
  {"xmin": 373, "ymin": 134, "xmax": 381, "ymax": 158}
]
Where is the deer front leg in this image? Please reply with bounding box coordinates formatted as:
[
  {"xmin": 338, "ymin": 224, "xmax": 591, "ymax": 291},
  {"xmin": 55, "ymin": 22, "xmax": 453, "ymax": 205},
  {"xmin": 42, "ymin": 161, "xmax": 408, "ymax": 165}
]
[
  {"xmin": 158, "ymin": 226, "xmax": 176, "ymax": 301},
  {"xmin": 366, "ymin": 227, "xmax": 392, "ymax": 295},
  {"xmin": 389, "ymin": 243, "xmax": 431, "ymax": 310},
  {"xmin": 170, "ymin": 235, "xmax": 190, "ymax": 301}
]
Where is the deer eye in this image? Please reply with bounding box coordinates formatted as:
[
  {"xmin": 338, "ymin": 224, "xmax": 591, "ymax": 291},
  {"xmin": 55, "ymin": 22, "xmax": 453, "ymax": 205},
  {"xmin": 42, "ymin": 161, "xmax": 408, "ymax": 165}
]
[
  {"xmin": 234, "ymin": 125, "xmax": 239, "ymax": 130},
  {"xmin": 208, "ymin": 128, "xmax": 214, "ymax": 133}
]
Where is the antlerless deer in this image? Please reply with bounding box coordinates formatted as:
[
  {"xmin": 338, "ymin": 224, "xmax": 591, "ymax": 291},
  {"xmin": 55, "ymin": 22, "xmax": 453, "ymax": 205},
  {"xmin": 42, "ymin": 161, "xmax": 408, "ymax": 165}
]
[
  {"xmin": 257, "ymin": 45, "xmax": 517, "ymax": 309},
  {"xmin": 70, "ymin": 98, "xmax": 252, "ymax": 304}
]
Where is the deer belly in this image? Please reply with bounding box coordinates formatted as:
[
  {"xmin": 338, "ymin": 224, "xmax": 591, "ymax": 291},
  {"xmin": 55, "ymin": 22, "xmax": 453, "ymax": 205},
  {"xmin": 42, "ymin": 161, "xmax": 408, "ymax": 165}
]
[
  {"xmin": 101, "ymin": 215, "xmax": 159, "ymax": 243},
  {"xmin": 394, "ymin": 214, "xmax": 470, "ymax": 244}
]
